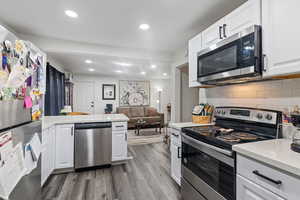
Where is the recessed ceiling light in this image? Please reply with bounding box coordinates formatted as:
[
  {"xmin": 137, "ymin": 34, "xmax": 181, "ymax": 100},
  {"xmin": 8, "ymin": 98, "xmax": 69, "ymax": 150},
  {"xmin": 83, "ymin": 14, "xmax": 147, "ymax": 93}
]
[
  {"xmin": 65, "ymin": 10, "xmax": 78, "ymax": 18},
  {"xmin": 88, "ymin": 68, "xmax": 95, "ymax": 72},
  {"xmin": 139, "ymin": 24, "xmax": 150, "ymax": 31},
  {"xmin": 85, "ymin": 59, "xmax": 92, "ymax": 64},
  {"xmin": 141, "ymin": 71, "xmax": 146, "ymax": 75},
  {"xmin": 114, "ymin": 62, "xmax": 132, "ymax": 67},
  {"xmin": 115, "ymin": 70, "xmax": 123, "ymax": 73},
  {"xmin": 151, "ymin": 64, "xmax": 157, "ymax": 69},
  {"xmin": 163, "ymin": 73, "xmax": 167, "ymax": 76}
]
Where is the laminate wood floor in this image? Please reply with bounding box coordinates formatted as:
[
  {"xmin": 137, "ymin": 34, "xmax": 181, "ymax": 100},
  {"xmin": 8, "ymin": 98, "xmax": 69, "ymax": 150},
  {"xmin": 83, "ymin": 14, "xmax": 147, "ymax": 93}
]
[{"xmin": 42, "ymin": 143, "xmax": 181, "ymax": 200}]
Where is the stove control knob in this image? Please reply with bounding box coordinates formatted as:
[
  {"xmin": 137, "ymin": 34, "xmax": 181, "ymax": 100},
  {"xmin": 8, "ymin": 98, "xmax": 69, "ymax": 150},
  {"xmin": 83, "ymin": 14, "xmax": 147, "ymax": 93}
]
[
  {"xmin": 256, "ymin": 113, "xmax": 263, "ymax": 119},
  {"xmin": 222, "ymin": 110, "xmax": 226, "ymax": 115},
  {"xmin": 216, "ymin": 110, "xmax": 221, "ymax": 114},
  {"xmin": 265, "ymin": 114, "xmax": 273, "ymax": 120}
]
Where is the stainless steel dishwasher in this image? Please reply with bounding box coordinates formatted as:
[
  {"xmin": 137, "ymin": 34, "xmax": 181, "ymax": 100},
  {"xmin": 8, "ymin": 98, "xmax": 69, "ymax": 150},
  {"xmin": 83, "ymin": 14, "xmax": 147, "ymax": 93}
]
[{"xmin": 74, "ymin": 122, "xmax": 112, "ymax": 169}]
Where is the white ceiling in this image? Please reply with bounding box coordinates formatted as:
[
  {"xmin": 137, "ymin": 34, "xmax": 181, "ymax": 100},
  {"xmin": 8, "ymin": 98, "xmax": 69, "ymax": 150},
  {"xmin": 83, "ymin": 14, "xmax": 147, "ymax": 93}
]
[
  {"xmin": 48, "ymin": 52, "xmax": 172, "ymax": 79},
  {"xmin": 0, "ymin": 0, "xmax": 246, "ymax": 78}
]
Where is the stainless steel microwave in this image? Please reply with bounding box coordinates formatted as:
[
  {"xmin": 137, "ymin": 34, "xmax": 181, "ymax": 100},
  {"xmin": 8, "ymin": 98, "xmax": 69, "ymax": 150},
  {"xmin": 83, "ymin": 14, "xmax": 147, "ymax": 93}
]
[{"xmin": 197, "ymin": 25, "xmax": 262, "ymax": 85}]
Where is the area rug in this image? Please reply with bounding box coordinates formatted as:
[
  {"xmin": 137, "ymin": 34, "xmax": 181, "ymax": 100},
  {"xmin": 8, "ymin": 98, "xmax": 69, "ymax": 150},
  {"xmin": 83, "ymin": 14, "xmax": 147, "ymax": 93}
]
[{"xmin": 128, "ymin": 128, "xmax": 164, "ymax": 145}]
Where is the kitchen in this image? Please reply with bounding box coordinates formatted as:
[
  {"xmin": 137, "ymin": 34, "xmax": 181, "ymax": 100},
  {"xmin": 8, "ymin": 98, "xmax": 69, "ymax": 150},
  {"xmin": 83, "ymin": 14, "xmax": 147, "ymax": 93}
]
[{"xmin": 1, "ymin": 0, "xmax": 300, "ymax": 200}]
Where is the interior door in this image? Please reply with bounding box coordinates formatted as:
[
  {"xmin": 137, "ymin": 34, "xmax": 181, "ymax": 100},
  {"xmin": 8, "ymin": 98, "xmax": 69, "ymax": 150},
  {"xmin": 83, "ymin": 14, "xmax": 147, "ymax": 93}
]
[{"xmin": 73, "ymin": 81, "xmax": 95, "ymax": 114}]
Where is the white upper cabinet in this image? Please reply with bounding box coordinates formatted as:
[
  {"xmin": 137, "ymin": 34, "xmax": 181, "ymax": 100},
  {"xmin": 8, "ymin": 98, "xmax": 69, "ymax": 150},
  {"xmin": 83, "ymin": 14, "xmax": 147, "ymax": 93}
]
[
  {"xmin": 202, "ymin": 0, "xmax": 261, "ymax": 49},
  {"xmin": 188, "ymin": 33, "xmax": 202, "ymax": 87},
  {"xmin": 225, "ymin": 0, "xmax": 261, "ymax": 36},
  {"xmin": 202, "ymin": 18, "xmax": 226, "ymax": 48},
  {"xmin": 262, "ymin": 0, "xmax": 300, "ymax": 77}
]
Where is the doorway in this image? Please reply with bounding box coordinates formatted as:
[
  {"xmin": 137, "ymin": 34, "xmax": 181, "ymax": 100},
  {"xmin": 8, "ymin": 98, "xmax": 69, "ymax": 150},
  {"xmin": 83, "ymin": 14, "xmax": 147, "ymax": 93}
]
[{"xmin": 73, "ymin": 81, "xmax": 95, "ymax": 114}]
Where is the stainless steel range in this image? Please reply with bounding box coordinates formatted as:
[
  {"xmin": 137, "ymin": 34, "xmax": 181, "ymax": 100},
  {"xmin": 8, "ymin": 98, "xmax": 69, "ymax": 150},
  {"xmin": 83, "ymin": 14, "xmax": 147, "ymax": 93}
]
[{"xmin": 181, "ymin": 107, "xmax": 282, "ymax": 200}]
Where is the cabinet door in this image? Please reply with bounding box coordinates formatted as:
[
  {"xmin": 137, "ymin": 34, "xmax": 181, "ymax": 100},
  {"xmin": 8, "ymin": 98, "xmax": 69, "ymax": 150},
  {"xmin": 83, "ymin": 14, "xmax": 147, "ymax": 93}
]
[
  {"xmin": 112, "ymin": 130, "xmax": 127, "ymax": 161},
  {"xmin": 41, "ymin": 128, "xmax": 50, "ymax": 185},
  {"xmin": 171, "ymin": 143, "xmax": 181, "ymax": 185},
  {"xmin": 55, "ymin": 125, "xmax": 74, "ymax": 169},
  {"xmin": 225, "ymin": 0, "xmax": 261, "ymax": 37},
  {"xmin": 202, "ymin": 18, "xmax": 225, "ymax": 48},
  {"xmin": 49, "ymin": 126, "xmax": 56, "ymax": 173},
  {"xmin": 237, "ymin": 175, "xmax": 284, "ymax": 200},
  {"xmin": 188, "ymin": 33, "xmax": 202, "ymax": 87},
  {"xmin": 262, "ymin": 0, "xmax": 300, "ymax": 77}
]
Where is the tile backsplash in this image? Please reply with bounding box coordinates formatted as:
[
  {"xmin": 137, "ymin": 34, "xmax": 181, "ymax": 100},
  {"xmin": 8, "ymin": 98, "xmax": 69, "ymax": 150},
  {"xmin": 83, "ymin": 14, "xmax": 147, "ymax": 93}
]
[{"xmin": 199, "ymin": 78, "xmax": 300, "ymax": 138}]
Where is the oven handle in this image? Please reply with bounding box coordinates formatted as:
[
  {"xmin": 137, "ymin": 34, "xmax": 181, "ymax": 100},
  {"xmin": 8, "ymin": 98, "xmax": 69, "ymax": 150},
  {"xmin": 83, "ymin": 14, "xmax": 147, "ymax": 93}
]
[{"xmin": 181, "ymin": 132, "xmax": 233, "ymax": 157}]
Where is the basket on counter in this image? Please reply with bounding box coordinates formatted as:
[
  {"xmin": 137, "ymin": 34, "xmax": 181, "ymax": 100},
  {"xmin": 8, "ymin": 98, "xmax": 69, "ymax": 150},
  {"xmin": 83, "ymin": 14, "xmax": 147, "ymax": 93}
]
[{"xmin": 192, "ymin": 115, "xmax": 212, "ymax": 124}]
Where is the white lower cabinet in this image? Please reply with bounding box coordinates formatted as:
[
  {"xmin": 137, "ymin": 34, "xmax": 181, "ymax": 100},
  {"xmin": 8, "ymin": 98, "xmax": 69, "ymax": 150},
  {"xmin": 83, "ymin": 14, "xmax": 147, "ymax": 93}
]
[
  {"xmin": 112, "ymin": 122, "xmax": 128, "ymax": 162},
  {"xmin": 170, "ymin": 128, "xmax": 181, "ymax": 185},
  {"xmin": 112, "ymin": 130, "xmax": 128, "ymax": 161},
  {"xmin": 55, "ymin": 124, "xmax": 74, "ymax": 169},
  {"xmin": 41, "ymin": 126, "xmax": 55, "ymax": 185},
  {"xmin": 237, "ymin": 155, "xmax": 300, "ymax": 200},
  {"xmin": 237, "ymin": 175, "xmax": 284, "ymax": 200}
]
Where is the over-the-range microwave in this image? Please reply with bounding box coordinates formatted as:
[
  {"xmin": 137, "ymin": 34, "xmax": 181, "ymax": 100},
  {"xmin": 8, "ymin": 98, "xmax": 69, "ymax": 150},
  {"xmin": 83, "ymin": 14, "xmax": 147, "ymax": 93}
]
[{"xmin": 197, "ymin": 25, "xmax": 262, "ymax": 85}]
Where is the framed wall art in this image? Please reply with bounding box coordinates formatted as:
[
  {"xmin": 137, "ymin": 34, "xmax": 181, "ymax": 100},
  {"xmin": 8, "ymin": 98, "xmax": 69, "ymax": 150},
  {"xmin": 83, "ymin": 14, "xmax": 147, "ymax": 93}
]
[{"xmin": 102, "ymin": 84, "xmax": 116, "ymax": 100}]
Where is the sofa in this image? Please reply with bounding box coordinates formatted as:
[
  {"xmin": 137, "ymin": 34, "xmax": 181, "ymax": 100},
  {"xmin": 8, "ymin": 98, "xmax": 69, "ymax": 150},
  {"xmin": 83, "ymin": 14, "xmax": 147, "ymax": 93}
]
[{"xmin": 116, "ymin": 106, "xmax": 164, "ymax": 130}]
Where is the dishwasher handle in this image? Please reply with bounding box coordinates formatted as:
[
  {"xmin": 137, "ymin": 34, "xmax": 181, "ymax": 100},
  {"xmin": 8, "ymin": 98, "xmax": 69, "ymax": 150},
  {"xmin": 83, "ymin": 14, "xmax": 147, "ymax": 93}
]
[{"xmin": 75, "ymin": 122, "xmax": 112, "ymax": 130}]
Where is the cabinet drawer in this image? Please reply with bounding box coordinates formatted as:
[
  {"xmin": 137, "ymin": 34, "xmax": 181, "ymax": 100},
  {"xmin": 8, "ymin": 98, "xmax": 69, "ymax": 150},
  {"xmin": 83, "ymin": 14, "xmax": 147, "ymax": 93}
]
[
  {"xmin": 112, "ymin": 122, "xmax": 127, "ymax": 131},
  {"xmin": 237, "ymin": 155, "xmax": 300, "ymax": 199}
]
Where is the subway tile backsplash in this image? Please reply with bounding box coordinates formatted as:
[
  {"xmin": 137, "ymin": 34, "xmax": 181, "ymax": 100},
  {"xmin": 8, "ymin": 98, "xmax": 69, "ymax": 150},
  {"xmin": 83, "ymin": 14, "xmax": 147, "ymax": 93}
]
[
  {"xmin": 200, "ymin": 78, "xmax": 300, "ymax": 111},
  {"xmin": 200, "ymin": 78, "xmax": 300, "ymax": 138}
]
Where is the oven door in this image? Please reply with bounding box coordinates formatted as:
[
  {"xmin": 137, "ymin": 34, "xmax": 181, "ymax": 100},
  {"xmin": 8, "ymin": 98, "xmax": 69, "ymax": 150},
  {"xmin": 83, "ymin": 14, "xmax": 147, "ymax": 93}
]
[
  {"xmin": 197, "ymin": 25, "xmax": 261, "ymax": 83},
  {"xmin": 181, "ymin": 133, "xmax": 235, "ymax": 200}
]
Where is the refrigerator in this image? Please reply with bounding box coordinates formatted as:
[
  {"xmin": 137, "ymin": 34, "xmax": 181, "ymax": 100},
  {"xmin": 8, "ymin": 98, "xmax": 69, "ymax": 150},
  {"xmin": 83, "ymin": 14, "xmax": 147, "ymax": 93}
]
[{"xmin": 0, "ymin": 25, "xmax": 45, "ymax": 200}]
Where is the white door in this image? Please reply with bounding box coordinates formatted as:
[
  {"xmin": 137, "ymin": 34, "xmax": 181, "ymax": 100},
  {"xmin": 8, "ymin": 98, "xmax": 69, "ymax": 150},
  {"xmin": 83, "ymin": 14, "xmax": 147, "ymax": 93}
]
[
  {"xmin": 171, "ymin": 143, "xmax": 181, "ymax": 185},
  {"xmin": 237, "ymin": 175, "xmax": 285, "ymax": 200},
  {"xmin": 202, "ymin": 18, "xmax": 226, "ymax": 48},
  {"xmin": 188, "ymin": 33, "xmax": 202, "ymax": 87},
  {"xmin": 55, "ymin": 125, "xmax": 74, "ymax": 169},
  {"xmin": 73, "ymin": 81, "xmax": 95, "ymax": 114},
  {"xmin": 262, "ymin": 0, "xmax": 300, "ymax": 77},
  {"xmin": 225, "ymin": 0, "xmax": 261, "ymax": 36},
  {"xmin": 112, "ymin": 130, "xmax": 127, "ymax": 161}
]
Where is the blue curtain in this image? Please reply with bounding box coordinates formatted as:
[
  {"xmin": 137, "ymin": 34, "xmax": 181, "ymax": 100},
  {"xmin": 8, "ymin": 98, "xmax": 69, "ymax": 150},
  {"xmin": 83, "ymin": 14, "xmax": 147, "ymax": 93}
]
[{"xmin": 45, "ymin": 63, "xmax": 65, "ymax": 116}]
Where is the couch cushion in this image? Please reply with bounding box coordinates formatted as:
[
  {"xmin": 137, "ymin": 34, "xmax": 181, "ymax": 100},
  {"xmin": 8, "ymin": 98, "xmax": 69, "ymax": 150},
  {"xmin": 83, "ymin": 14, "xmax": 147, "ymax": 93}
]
[
  {"xmin": 117, "ymin": 107, "xmax": 131, "ymax": 117},
  {"xmin": 130, "ymin": 107, "xmax": 145, "ymax": 117},
  {"xmin": 145, "ymin": 107, "xmax": 158, "ymax": 117}
]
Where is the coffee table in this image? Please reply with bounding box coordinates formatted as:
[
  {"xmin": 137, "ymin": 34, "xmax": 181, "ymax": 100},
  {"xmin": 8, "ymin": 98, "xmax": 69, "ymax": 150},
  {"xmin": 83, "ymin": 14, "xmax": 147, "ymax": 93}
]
[{"xmin": 135, "ymin": 121, "xmax": 161, "ymax": 136}]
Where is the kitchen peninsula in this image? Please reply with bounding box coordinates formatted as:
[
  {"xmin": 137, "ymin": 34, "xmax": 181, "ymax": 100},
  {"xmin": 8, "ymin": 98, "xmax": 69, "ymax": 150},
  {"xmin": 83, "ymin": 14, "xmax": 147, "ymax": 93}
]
[{"xmin": 41, "ymin": 114, "xmax": 129, "ymax": 185}]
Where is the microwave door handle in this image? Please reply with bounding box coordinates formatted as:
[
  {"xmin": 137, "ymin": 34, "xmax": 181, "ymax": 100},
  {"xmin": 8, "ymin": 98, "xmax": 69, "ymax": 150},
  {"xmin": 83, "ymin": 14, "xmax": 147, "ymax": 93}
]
[{"xmin": 219, "ymin": 26, "xmax": 223, "ymax": 39}]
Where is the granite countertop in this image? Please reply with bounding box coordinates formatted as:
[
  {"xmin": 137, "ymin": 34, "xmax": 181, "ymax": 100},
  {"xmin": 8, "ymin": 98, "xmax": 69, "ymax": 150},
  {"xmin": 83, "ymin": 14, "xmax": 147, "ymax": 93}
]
[
  {"xmin": 233, "ymin": 139, "xmax": 300, "ymax": 177},
  {"xmin": 169, "ymin": 122, "xmax": 214, "ymax": 130},
  {"xmin": 43, "ymin": 114, "xmax": 129, "ymax": 130}
]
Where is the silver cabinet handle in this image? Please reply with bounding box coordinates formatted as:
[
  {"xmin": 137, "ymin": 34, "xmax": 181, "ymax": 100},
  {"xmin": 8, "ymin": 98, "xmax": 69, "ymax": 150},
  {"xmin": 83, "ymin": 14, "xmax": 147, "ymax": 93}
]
[
  {"xmin": 116, "ymin": 125, "xmax": 124, "ymax": 128},
  {"xmin": 263, "ymin": 54, "xmax": 268, "ymax": 72},
  {"xmin": 219, "ymin": 26, "xmax": 223, "ymax": 39},
  {"xmin": 125, "ymin": 132, "xmax": 127, "ymax": 141}
]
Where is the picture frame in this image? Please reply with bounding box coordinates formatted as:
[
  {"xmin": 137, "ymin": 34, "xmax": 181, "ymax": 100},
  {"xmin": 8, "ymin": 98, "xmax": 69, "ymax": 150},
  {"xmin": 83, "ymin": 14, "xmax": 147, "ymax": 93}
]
[{"xmin": 102, "ymin": 84, "xmax": 116, "ymax": 100}]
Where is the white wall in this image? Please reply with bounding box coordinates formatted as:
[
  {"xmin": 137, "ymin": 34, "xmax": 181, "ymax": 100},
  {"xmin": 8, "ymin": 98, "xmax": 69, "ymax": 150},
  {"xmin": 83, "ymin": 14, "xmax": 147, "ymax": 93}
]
[
  {"xmin": 73, "ymin": 75, "xmax": 171, "ymax": 122},
  {"xmin": 200, "ymin": 78, "xmax": 300, "ymax": 138}
]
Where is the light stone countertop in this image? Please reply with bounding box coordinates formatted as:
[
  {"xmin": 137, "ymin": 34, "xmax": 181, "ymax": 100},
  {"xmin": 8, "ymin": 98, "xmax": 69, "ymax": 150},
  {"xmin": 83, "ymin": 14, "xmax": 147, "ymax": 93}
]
[
  {"xmin": 43, "ymin": 114, "xmax": 129, "ymax": 130},
  {"xmin": 169, "ymin": 122, "xmax": 214, "ymax": 130},
  {"xmin": 233, "ymin": 139, "xmax": 300, "ymax": 177}
]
